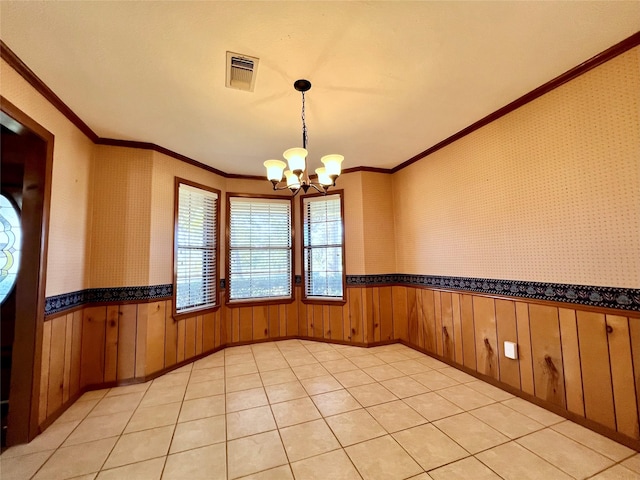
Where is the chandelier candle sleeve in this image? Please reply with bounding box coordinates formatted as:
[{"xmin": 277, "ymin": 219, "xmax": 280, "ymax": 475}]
[{"xmin": 264, "ymin": 79, "xmax": 343, "ymax": 195}]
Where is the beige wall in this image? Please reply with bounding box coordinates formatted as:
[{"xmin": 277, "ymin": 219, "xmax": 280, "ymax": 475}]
[
  {"xmin": 393, "ymin": 46, "xmax": 640, "ymax": 288},
  {"xmin": 1, "ymin": 58, "xmax": 94, "ymax": 296}
]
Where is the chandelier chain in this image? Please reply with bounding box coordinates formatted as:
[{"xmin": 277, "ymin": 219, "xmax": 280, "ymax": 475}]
[{"xmin": 301, "ymin": 91, "xmax": 308, "ymax": 149}]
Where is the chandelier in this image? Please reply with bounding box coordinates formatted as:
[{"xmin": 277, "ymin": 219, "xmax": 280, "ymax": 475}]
[{"xmin": 264, "ymin": 79, "xmax": 343, "ymax": 195}]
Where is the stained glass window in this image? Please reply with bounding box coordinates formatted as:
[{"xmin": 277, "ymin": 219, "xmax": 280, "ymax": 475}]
[{"xmin": 0, "ymin": 195, "xmax": 21, "ymax": 304}]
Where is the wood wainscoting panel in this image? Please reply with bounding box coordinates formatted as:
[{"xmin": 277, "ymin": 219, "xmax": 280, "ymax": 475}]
[
  {"xmin": 268, "ymin": 305, "xmax": 280, "ymax": 339},
  {"xmin": 558, "ymin": 308, "xmax": 584, "ymax": 417},
  {"xmin": 38, "ymin": 320, "xmax": 51, "ymax": 425},
  {"xmin": 185, "ymin": 315, "xmax": 197, "ymax": 358},
  {"xmin": 495, "ymin": 299, "xmax": 521, "ymax": 390},
  {"xmin": 392, "ymin": 286, "xmax": 408, "ymax": 341},
  {"xmin": 62, "ymin": 314, "xmax": 73, "ymax": 404},
  {"xmin": 329, "ymin": 304, "xmax": 343, "ymax": 341},
  {"xmin": 81, "ymin": 306, "xmax": 107, "ymax": 387},
  {"xmin": 434, "ymin": 291, "xmax": 444, "ymax": 356},
  {"xmin": 69, "ymin": 311, "xmax": 83, "ymax": 397},
  {"xmin": 286, "ymin": 298, "xmax": 298, "ymax": 337},
  {"xmin": 379, "ymin": 286, "xmax": 393, "ymax": 341},
  {"xmin": 451, "ymin": 293, "xmax": 463, "ymax": 365},
  {"xmin": 117, "ymin": 305, "xmax": 137, "ymax": 381},
  {"xmin": 529, "ymin": 304, "xmax": 565, "ymax": 408},
  {"xmin": 515, "ymin": 302, "xmax": 534, "ymax": 396},
  {"xmin": 460, "ymin": 294, "xmax": 476, "ymax": 370},
  {"xmin": 631, "ymin": 319, "xmax": 640, "ymax": 440},
  {"xmin": 104, "ymin": 306, "xmax": 119, "ymax": 383},
  {"xmin": 46, "ymin": 316, "xmax": 66, "ymax": 417},
  {"xmin": 203, "ymin": 312, "xmax": 215, "ymax": 352},
  {"xmin": 349, "ymin": 288, "xmax": 364, "ymax": 343},
  {"xmin": 440, "ymin": 292, "xmax": 454, "ymax": 361},
  {"xmin": 253, "ymin": 305, "xmax": 269, "ymax": 340},
  {"xmin": 143, "ymin": 302, "xmax": 167, "ymax": 375},
  {"xmin": 407, "ymin": 288, "xmax": 419, "ymax": 347},
  {"xmin": 577, "ymin": 311, "xmax": 616, "ymax": 430},
  {"xmin": 473, "ymin": 296, "xmax": 499, "ymax": 380},
  {"xmin": 606, "ymin": 315, "xmax": 639, "ymax": 439},
  {"xmin": 195, "ymin": 315, "xmax": 204, "ymax": 355}
]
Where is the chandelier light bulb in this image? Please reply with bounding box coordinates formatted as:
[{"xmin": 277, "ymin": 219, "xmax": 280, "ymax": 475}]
[
  {"xmin": 264, "ymin": 160, "xmax": 286, "ymax": 182},
  {"xmin": 283, "ymin": 147, "xmax": 307, "ymax": 174},
  {"xmin": 315, "ymin": 167, "xmax": 333, "ymax": 186},
  {"xmin": 321, "ymin": 154, "xmax": 343, "ymax": 177}
]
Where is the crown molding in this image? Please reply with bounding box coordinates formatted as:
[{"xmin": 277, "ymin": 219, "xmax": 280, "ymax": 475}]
[{"xmin": 3, "ymin": 32, "xmax": 639, "ymax": 178}]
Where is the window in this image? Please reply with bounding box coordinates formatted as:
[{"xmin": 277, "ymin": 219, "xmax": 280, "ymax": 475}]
[
  {"xmin": 227, "ymin": 195, "xmax": 293, "ymax": 303},
  {"xmin": 173, "ymin": 179, "xmax": 220, "ymax": 316},
  {"xmin": 302, "ymin": 191, "xmax": 345, "ymax": 301},
  {"xmin": 0, "ymin": 194, "xmax": 21, "ymax": 305}
]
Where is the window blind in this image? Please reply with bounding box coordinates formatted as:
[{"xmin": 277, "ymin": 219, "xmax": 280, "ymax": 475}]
[
  {"xmin": 228, "ymin": 197, "xmax": 292, "ymax": 300},
  {"xmin": 175, "ymin": 183, "xmax": 218, "ymax": 313},
  {"xmin": 303, "ymin": 194, "xmax": 344, "ymax": 298}
]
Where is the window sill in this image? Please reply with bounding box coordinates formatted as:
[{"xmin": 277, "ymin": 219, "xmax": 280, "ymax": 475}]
[
  {"xmin": 173, "ymin": 304, "xmax": 220, "ymax": 320},
  {"xmin": 226, "ymin": 296, "xmax": 295, "ymax": 308},
  {"xmin": 302, "ymin": 297, "xmax": 346, "ymax": 306}
]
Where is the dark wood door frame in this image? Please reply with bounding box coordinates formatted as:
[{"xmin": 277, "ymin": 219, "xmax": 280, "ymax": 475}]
[{"xmin": 1, "ymin": 96, "xmax": 54, "ymax": 445}]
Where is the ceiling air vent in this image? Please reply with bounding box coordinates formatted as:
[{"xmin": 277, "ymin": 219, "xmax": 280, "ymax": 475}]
[{"xmin": 226, "ymin": 52, "xmax": 259, "ymax": 92}]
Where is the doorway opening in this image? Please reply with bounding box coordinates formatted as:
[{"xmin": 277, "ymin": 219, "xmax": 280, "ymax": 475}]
[{"xmin": 1, "ymin": 97, "xmax": 53, "ymax": 447}]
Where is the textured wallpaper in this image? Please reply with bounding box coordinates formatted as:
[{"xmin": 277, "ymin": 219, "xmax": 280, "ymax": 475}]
[{"xmin": 393, "ymin": 47, "xmax": 640, "ymax": 288}]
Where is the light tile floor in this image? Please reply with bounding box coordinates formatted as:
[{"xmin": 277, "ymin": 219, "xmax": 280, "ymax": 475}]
[{"xmin": 1, "ymin": 340, "xmax": 639, "ymax": 480}]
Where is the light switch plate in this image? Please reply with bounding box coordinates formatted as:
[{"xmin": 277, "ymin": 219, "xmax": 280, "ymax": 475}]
[{"xmin": 504, "ymin": 341, "xmax": 518, "ymax": 360}]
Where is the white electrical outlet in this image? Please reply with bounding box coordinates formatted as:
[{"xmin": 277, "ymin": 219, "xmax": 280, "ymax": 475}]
[{"xmin": 504, "ymin": 341, "xmax": 518, "ymax": 360}]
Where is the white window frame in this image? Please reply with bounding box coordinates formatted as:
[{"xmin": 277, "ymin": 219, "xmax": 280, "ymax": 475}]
[
  {"xmin": 173, "ymin": 178, "xmax": 220, "ymax": 317},
  {"xmin": 226, "ymin": 194, "xmax": 293, "ymax": 304},
  {"xmin": 301, "ymin": 191, "xmax": 346, "ymax": 302}
]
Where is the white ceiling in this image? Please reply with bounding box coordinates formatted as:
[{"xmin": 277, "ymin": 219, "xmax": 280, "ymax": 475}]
[{"xmin": 1, "ymin": 1, "xmax": 639, "ymax": 176}]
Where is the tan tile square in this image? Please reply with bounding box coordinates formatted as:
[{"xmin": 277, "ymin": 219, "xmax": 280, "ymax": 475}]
[
  {"xmin": 411, "ymin": 370, "xmax": 459, "ymax": 390},
  {"xmin": 163, "ymin": 443, "xmax": 226, "ymax": 480},
  {"xmin": 389, "ymin": 359, "xmax": 431, "ymax": 375},
  {"xmin": 393, "ymin": 423, "xmax": 468, "ymax": 470},
  {"xmin": 260, "ymin": 368, "xmax": 297, "ymax": 386},
  {"xmin": 622, "ymin": 454, "xmax": 640, "ymax": 473},
  {"xmin": 1, "ymin": 420, "xmax": 79, "ymax": 458},
  {"xmin": 226, "ymin": 387, "xmax": 268, "ymax": 412},
  {"xmin": 436, "ymin": 384, "xmax": 494, "ymax": 410},
  {"xmin": 429, "ymin": 457, "xmax": 501, "ymax": 480},
  {"xmin": 313, "ymin": 350, "xmax": 345, "ymax": 362},
  {"xmin": 466, "ymin": 380, "xmax": 514, "ymax": 401},
  {"xmin": 285, "ymin": 354, "xmax": 318, "ymax": 367},
  {"xmin": 226, "ymin": 345, "xmax": 253, "ymax": 356},
  {"xmin": 103, "ymin": 425, "xmax": 173, "ymax": 469},
  {"xmin": 301, "ymin": 374, "xmax": 343, "ymax": 395},
  {"xmin": 280, "ymin": 419, "xmax": 340, "ymax": 461},
  {"xmin": 226, "ymin": 373, "xmax": 263, "ymax": 392},
  {"xmin": 551, "ymin": 421, "xmax": 635, "ymax": 461},
  {"xmin": 416, "ymin": 356, "xmax": 449, "ymax": 369},
  {"xmin": 184, "ymin": 378, "xmax": 225, "ymax": 400},
  {"xmin": 516, "ymin": 428, "xmax": 614, "ymax": 479},
  {"xmin": 227, "ymin": 405, "xmax": 277, "ymax": 440},
  {"xmin": 193, "ymin": 352, "xmax": 225, "ymax": 369},
  {"xmin": 292, "ymin": 363, "xmax": 328, "ymax": 379},
  {"xmin": 140, "ymin": 385, "xmax": 185, "ymax": 407},
  {"xmin": 189, "ymin": 366, "xmax": 225, "ymax": 384},
  {"xmin": 237, "ymin": 465, "xmax": 294, "ymax": 479},
  {"xmin": 374, "ymin": 351, "xmax": 411, "ymax": 363},
  {"xmin": 502, "ymin": 397, "xmax": 564, "ymax": 426},
  {"xmin": 98, "ymin": 457, "xmax": 165, "ymax": 480},
  {"xmin": 33, "ymin": 437, "xmax": 117, "ymax": 480},
  {"xmin": 325, "ymin": 409, "xmax": 386, "ymax": 446},
  {"xmin": 55, "ymin": 399, "xmax": 99, "ymax": 423},
  {"xmin": 77, "ymin": 390, "xmax": 109, "ymax": 402},
  {"xmin": 381, "ymin": 376, "xmax": 429, "ymax": 398},
  {"xmin": 87, "ymin": 391, "xmax": 144, "ymax": 418},
  {"xmin": 362, "ymin": 364, "xmax": 405, "ymax": 381},
  {"xmin": 226, "ymin": 362, "xmax": 259, "ymax": 377},
  {"xmin": 170, "ymin": 415, "xmax": 226, "ymax": 453},
  {"xmin": 178, "ymin": 394, "xmax": 225, "ymax": 422},
  {"xmin": 367, "ymin": 400, "xmax": 427, "ymax": 433},
  {"xmin": 227, "ymin": 430, "xmax": 288, "ymax": 479},
  {"xmin": 403, "ymin": 392, "xmax": 463, "ymax": 421},
  {"xmin": 256, "ymin": 357, "xmax": 290, "ymax": 371},
  {"xmin": 167, "ymin": 363, "xmax": 193, "ymax": 374},
  {"xmin": 347, "ymin": 383, "xmax": 397, "ymax": 407},
  {"xmin": 0, "ymin": 450, "xmax": 54, "ymax": 480},
  {"xmin": 350, "ymin": 354, "xmax": 385, "ymax": 369},
  {"xmin": 470, "ymin": 403, "xmax": 544, "ymax": 439},
  {"xmin": 334, "ymin": 369, "xmax": 375, "ymax": 388},
  {"xmin": 291, "ymin": 449, "xmax": 361, "ymax": 480},
  {"xmin": 433, "ymin": 412, "xmax": 508, "ymax": 454},
  {"xmin": 476, "ymin": 442, "xmax": 572, "ymax": 479},
  {"xmin": 104, "ymin": 383, "xmax": 150, "ymax": 398},
  {"xmin": 589, "ymin": 464, "xmax": 640, "ymax": 479},
  {"xmin": 346, "ymin": 435, "xmax": 422, "ymax": 480},
  {"xmin": 311, "ymin": 389, "xmax": 362, "ymax": 416},
  {"xmin": 271, "ymin": 397, "xmax": 321, "ymax": 428},
  {"xmin": 63, "ymin": 411, "xmax": 130, "ymax": 446},
  {"xmin": 322, "ymin": 358, "xmax": 358, "ymax": 374},
  {"xmin": 265, "ymin": 380, "xmax": 308, "ymax": 404},
  {"xmin": 339, "ymin": 347, "xmax": 373, "ymax": 358},
  {"xmin": 70, "ymin": 471, "xmax": 98, "ymax": 479},
  {"xmin": 152, "ymin": 372, "xmax": 190, "ymax": 388},
  {"xmin": 124, "ymin": 401, "xmax": 181, "ymax": 433},
  {"xmin": 439, "ymin": 366, "xmax": 477, "ymax": 383},
  {"xmin": 225, "ymin": 352, "xmax": 255, "ymax": 365}
]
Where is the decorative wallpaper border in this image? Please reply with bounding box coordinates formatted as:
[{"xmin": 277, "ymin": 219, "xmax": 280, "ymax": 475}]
[
  {"xmin": 45, "ymin": 275, "xmax": 640, "ymax": 316},
  {"xmin": 347, "ymin": 274, "xmax": 640, "ymax": 311}
]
